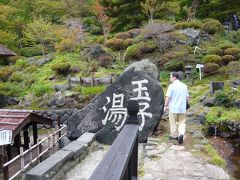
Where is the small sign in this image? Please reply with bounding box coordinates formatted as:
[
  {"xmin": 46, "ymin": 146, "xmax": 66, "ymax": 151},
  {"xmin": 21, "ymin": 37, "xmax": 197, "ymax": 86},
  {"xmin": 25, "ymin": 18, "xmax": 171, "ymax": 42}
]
[
  {"xmin": 196, "ymin": 64, "xmax": 204, "ymax": 68},
  {"xmin": 0, "ymin": 130, "xmax": 12, "ymax": 146},
  {"xmin": 196, "ymin": 64, "xmax": 204, "ymax": 80}
]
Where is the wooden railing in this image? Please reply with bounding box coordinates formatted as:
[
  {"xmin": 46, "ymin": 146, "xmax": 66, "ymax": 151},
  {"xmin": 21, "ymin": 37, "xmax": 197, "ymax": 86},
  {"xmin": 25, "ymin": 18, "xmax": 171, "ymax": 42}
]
[
  {"xmin": 2, "ymin": 124, "xmax": 67, "ymax": 180},
  {"xmin": 90, "ymin": 100, "xmax": 139, "ymax": 180}
]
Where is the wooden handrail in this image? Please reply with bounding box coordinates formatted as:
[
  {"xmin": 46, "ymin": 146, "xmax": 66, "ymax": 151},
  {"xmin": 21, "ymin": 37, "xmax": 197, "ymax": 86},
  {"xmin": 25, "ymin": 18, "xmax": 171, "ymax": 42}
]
[
  {"xmin": 2, "ymin": 124, "xmax": 67, "ymax": 180},
  {"xmin": 90, "ymin": 100, "xmax": 139, "ymax": 180}
]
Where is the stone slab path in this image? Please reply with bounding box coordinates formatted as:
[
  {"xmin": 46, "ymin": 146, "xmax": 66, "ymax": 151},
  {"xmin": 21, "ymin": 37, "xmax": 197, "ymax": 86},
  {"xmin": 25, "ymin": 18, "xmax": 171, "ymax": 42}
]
[{"xmin": 140, "ymin": 141, "xmax": 231, "ymax": 180}]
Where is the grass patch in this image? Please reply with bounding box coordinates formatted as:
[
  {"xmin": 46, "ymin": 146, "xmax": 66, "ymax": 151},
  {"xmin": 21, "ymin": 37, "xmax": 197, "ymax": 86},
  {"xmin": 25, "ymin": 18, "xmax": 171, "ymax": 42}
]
[
  {"xmin": 206, "ymin": 107, "xmax": 240, "ymax": 124},
  {"xmin": 73, "ymin": 85, "xmax": 106, "ymax": 96},
  {"xmin": 203, "ymin": 143, "xmax": 226, "ymax": 168}
]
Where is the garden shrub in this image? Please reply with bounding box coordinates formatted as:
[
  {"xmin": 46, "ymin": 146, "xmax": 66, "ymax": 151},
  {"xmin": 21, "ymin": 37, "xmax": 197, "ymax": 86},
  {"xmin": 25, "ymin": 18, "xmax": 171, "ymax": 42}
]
[
  {"xmin": 0, "ymin": 67, "xmax": 13, "ymax": 82},
  {"xmin": 222, "ymin": 55, "xmax": 236, "ymax": 65},
  {"xmin": 169, "ymin": 31, "xmax": 188, "ymax": 41},
  {"xmin": 214, "ymin": 90, "xmax": 233, "ymax": 107},
  {"xmin": 201, "ymin": 19, "xmax": 224, "ymax": 34},
  {"xmin": 227, "ymin": 30, "xmax": 240, "ymax": 44},
  {"xmin": 124, "ymin": 44, "xmax": 141, "ymax": 61},
  {"xmin": 32, "ymin": 83, "xmax": 52, "ymax": 97},
  {"xmin": 95, "ymin": 36, "xmax": 104, "ymax": 44},
  {"xmin": 206, "ymin": 47, "xmax": 223, "ymax": 56},
  {"xmin": 127, "ymin": 29, "xmax": 142, "ymax": 37},
  {"xmin": 224, "ymin": 48, "xmax": 240, "ymax": 58},
  {"xmin": 203, "ymin": 55, "xmax": 222, "ymax": 65},
  {"xmin": 51, "ymin": 62, "xmax": 71, "ymax": 75},
  {"xmin": 14, "ymin": 59, "xmax": 28, "ymax": 70},
  {"xmin": 115, "ymin": 32, "xmax": 131, "ymax": 40},
  {"xmin": 97, "ymin": 54, "xmax": 112, "ymax": 67},
  {"xmin": 218, "ymin": 44, "xmax": 235, "ymax": 51},
  {"xmin": 105, "ymin": 38, "xmax": 124, "ymax": 50},
  {"xmin": 175, "ymin": 20, "xmax": 202, "ymax": 29},
  {"xmin": 203, "ymin": 63, "xmax": 220, "ymax": 74},
  {"xmin": 20, "ymin": 45, "xmax": 43, "ymax": 57},
  {"xmin": 227, "ymin": 61, "xmax": 240, "ymax": 75},
  {"xmin": 89, "ymin": 25, "xmax": 102, "ymax": 35},
  {"xmin": 55, "ymin": 39, "xmax": 76, "ymax": 52},
  {"xmin": 123, "ymin": 38, "xmax": 134, "ymax": 48},
  {"xmin": 10, "ymin": 72, "xmax": 24, "ymax": 82},
  {"xmin": 139, "ymin": 41, "xmax": 157, "ymax": 54},
  {"xmin": 163, "ymin": 59, "xmax": 184, "ymax": 71}
]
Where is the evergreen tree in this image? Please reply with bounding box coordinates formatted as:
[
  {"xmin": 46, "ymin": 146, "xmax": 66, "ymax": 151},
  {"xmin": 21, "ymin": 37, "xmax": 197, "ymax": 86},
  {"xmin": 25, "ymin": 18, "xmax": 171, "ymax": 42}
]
[{"xmin": 100, "ymin": 0, "xmax": 146, "ymax": 31}]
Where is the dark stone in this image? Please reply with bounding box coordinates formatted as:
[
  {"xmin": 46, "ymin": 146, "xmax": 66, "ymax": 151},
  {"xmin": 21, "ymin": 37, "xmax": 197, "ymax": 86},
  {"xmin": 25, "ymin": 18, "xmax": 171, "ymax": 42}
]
[
  {"xmin": 210, "ymin": 81, "xmax": 224, "ymax": 94},
  {"xmin": 68, "ymin": 69, "xmax": 164, "ymax": 144},
  {"xmin": 0, "ymin": 96, "xmax": 19, "ymax": 108},
  {"xmin": 49, "ymin": 92, "xmax": 66, "ymax": 107},
  {"xmin": 202, "ymin": 97, "xmax": 216, "ymax": 107},
  {"xmin": 60, "ymin": 114, "xmax": 69, "ymax": 123},
  {"xmin": 231, "ymin": 79, "xmax": 240, "ymax": 89},
  {"xmin": 54, "ymin": 84, "xmax": 70, "ymax": 92}
]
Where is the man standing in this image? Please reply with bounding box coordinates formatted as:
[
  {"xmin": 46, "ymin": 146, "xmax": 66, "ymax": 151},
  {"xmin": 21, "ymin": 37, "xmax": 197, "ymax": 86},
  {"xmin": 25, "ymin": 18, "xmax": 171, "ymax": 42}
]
[{"xmin": 164, "ymin": 72, "xmax": 190, "ymax": 144}]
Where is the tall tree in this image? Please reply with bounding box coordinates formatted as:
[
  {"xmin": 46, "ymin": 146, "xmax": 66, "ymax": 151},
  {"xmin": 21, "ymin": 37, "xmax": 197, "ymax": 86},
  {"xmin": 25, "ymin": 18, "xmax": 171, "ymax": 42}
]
[
  {"xmin": 141, "ymin": 0, "xmax": 164, "ymax": 24},
  {"xmin": 93, "ymin": 0, "xmax": 111, "ymax": 42},
  {"xmin": 23, "ymin": 17, "xmax": 55, "ymax": 55},
  {"xmin": 100, "ymin": 0, "xmax": 146, "ymax": 32}
]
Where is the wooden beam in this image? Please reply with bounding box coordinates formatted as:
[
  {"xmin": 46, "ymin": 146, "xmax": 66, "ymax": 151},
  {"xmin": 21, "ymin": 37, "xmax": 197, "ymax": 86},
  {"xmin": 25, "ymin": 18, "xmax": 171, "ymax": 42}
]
[
  {"xmin": 0, "ymin": 115, "xmax": 28, "ymax": 118},
  {"xmin": 0, "ymin": 109, "xmax": 33, "ymax": 113},
  {"xmin": 33, "ymin": 124, "xmax": 38, "ymax": 145},
  {"xmin": 0, "ymin": 122, "xmax": 19, "ymax": 125}
]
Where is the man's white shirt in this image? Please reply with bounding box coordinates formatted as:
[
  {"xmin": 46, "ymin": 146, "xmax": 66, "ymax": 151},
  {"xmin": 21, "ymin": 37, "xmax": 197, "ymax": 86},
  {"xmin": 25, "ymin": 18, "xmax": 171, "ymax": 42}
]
[{"xmin": 166, "ymin": 80, "xmax": 189, "ymax": 113}]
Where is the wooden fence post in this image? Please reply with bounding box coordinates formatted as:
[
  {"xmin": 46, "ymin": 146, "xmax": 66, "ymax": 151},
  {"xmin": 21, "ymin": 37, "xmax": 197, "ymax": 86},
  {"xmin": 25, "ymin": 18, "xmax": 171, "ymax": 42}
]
[
  {"xmin": 29, "ymin": 143, "xmax": 32, "ymax": 165},
  {"xmin": 3, "ymin": 165, "xmax": 9, "ymax": 180},
  {"xmin": 48, "ymin": 132, "xmax": 51, "ymax": 156},
  {"xmin": 37, "ymin": 140, "xmax": 40, "ymax": 163},
  {"xmin": 20, "ymin": 147, "xmax": 24, "ymax": 172},
  {"xmin": 52, "ymin": 128, "xmax": 56, "ymax": 153}
]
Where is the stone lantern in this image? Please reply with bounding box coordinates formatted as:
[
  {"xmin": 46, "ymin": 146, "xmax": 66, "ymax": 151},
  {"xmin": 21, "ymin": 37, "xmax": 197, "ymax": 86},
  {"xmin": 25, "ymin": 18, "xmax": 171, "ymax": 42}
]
[{"xmin": 185, "ymin": 65, "xmax": 193, "ymax": 80}]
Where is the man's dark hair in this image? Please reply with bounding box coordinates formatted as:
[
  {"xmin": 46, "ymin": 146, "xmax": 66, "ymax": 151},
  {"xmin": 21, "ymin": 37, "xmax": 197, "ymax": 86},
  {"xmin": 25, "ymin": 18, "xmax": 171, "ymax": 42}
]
[{"xmin": 171, "ymin": 71, "xmax": 179, "ymax": 79}]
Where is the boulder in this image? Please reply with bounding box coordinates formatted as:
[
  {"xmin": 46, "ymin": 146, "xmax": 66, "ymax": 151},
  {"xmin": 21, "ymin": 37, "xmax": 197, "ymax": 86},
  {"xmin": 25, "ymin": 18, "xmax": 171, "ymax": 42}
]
[
  {"xmin": 49, "ymin": 92, "xmax": 66, "ymax": 107},
  {"xmin": 123, "ymin": 59, "xmax": 159, "ymax": 80},
  {"xmin": 179, "ymin": 28, "xmax": 201, "ymax": 45},
  {"xmin": 68, "ymin": 68, "xmax": 164, "ymax": 144}
]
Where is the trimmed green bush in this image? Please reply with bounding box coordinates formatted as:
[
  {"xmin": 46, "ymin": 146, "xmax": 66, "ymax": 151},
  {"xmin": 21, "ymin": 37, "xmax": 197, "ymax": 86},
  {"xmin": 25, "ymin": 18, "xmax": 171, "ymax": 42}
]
[
  {"xmin": 20, "ymin": 45, "xmax": 43, "ymax": 57},
  {"xmin": 206, "ymin": 47, "xmax": 223, "ymax": 56},
  {"xmin": 10, "ymin": 72, "xmax": 24, "ymax": 82},
  {"xmin": 0, "ymin": 67, "xmax": 13, "ymax": 82},
  {"xmin": 124, "ymin": 44, "xmax": 141, "ymax": 60},
  {"xmin": 123, "ymin": 38, "xmax": 134, "ymax": 48},
  {"xmin": 115, "ymin": 32, "xmax": 131, "ymax": 40},
  {"xmin": 222, "ymin": 55, "xmax": 236, "ymax": 65},
  {"xmin": 169, "ymin": 31, "xmax": 188, "ymax": 41},
  {"xmin": 139, "ymin": 41, "xmax": 156, "ymax": 54},
  {"xmin": 105, "ymin": 38, "xmax": 124, "ymax": 50},
  {"xmin": 51, "ymin": 62, "xmax": 71, "ymax": 75},
  {"xmin": 227, "ymin": 61, "xmax": 240, "ymax": 75},
  {"xmin": 201, "ymin": 19, "xmax": 224, "ymax": 34},
  {"xmin": 203, "ymin": 55, "xmax": 222, "ymax": 65},
  {"xmin": 218, "ymin": 44, "xmax": 235, "ymax": 51},
  {"xmin": 163, "ymin": 60, "xmax": 184, "ymax": 71},
  {"xmin": 224, "ymin": 48, "xmax": 240, "ymax": 58},
  {"xmin": 175, "ymin": 20, "xmax": 202, "ymax": 29},
  {"xmin": 203, "ymin": 63, "xmax": 220, "ymax": 74}
]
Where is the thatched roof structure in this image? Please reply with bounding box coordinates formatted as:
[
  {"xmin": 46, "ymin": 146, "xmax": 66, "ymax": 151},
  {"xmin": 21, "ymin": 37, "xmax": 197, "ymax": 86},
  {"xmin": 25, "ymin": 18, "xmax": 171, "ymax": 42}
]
[{"xmin": 0, "ymin": 44, "xmax": 17, "ymax": 56}]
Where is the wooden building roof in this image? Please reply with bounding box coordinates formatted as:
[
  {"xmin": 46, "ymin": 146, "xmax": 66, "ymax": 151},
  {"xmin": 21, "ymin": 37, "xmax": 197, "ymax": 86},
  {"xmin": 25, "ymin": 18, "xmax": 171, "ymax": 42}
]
[
  {"xmin": 0, "ymin": 109, "xmax": 52, "ymax": 137},
  {"xmin": 0, "ymin": 45, "xmax": 17, "ymax": 56}
]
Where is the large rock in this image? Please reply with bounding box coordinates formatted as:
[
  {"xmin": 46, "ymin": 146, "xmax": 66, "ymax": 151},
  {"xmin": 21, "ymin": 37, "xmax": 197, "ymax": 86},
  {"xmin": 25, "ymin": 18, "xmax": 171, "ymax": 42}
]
[
  {"xmin": 68, "ymin": 68, "xmax": 164, "ymax": 144},
  {"xmin": 123, "ymin": 59, "xmax": 159, "ymax": 80},
  {"xmin": 179, "ymin": 28, "xmax": 201, "ymax": 45}
]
